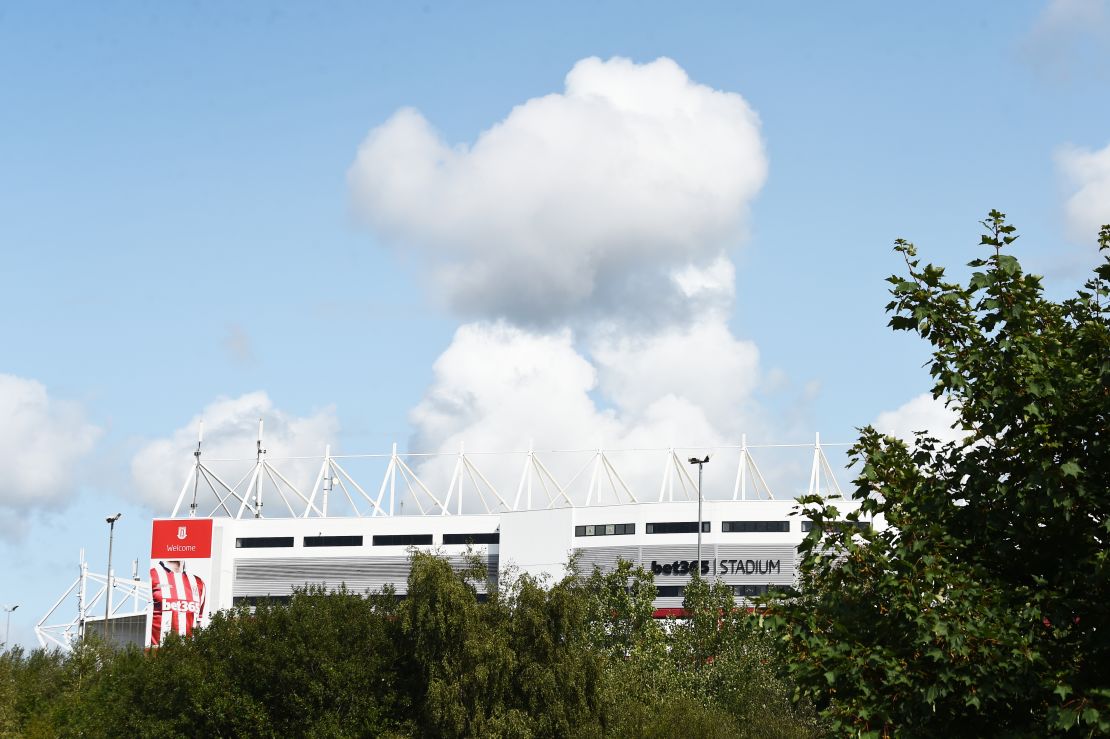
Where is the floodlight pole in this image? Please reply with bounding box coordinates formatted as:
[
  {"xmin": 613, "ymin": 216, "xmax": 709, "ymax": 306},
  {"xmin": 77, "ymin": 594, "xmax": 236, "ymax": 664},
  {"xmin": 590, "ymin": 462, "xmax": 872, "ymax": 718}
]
[
  {"xmin": 3, "ymin": 605, "xmax": 18, "ymax": 645},
  {"xmin": 104, "ymin": 513, "xmax": 122, "ymax": 644},
  {"xmin": 688, "ymin": 456, "xmax": 709, "ymax": 579}
]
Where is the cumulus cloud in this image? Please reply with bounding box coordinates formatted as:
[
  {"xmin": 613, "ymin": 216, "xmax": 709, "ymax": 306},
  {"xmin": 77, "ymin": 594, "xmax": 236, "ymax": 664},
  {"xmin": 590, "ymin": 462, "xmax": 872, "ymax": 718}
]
[
  {"xmin": 405, "ymin": 320, "xmax": 769, "ymax": 507},
  {"xmin": 349, "ymin": 56, "xmax": 766, "ymax": 328},
  {"xmin": 349, "ymin": 57, "xmax": 804, "ymax": 506},
  {"xmin": 410, "ymin": 323, "xmax": 608, "ymax": 452},
  {"xmin": 0, "ymin": 374, "xmax": 101, "ymax": 511},
  {"xmin": 1057, "ymin": 141, "xmax": 1110, "ymax": 240},
  {"xmin": 130, "ymin": 392, "xmax": 338, "ymax": 513},
  {"xmin": 874, "ymin": 393, "xmax": 964, "ymax": 445},
  {"xmin": 590, "ymin": 319, "xmax": 761, "ymax": 434},
  {"xmin": 410, "ymin": 321, "xmax": 748, "ymax": 451}
]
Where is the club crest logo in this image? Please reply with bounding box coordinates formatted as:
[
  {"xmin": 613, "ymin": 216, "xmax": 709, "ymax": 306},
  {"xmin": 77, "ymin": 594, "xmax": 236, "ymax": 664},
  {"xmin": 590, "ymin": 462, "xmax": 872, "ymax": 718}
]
[{"xmin": 177, "ymin": 526, "xmax": 188, "ymax": 540}]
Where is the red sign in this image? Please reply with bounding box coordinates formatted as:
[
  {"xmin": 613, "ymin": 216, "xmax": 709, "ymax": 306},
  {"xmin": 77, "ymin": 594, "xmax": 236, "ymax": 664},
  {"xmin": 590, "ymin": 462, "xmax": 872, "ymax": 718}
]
[{"xmin": 151, "ymin": 518, "xmax": 213, "ymax": 559}]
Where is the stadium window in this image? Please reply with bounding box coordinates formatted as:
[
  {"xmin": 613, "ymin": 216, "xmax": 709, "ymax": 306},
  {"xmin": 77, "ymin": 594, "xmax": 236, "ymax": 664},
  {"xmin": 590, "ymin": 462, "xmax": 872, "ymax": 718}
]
[
  {"xmin": 574, "ymin": 523, "xmax": 635, "ymax": 537},
  {"xmin": 232, "ymin": 595, "xmax": 292, "ymax": 606},
  {"xmin": 303, "ymin": 535, "xmax": 363, "ymax": 547},
  {"xmin": 442, "ymin": 532, "xmax": 500, "ymax": 545},
  {"xmin": 645, "ymin": 521, "xmax": 710, "ymax": 534},
  {"xmin": 655, "ymin": 586, "xmax": 686, "ymax": 598},
  {"xmin": 721, "ymin": 521, "xmax": 790, "ymax": 533},
  {"xmin": 731, "ymin": 584, "xmax": 798, "ymax": 598},
  {"xmin": 801, "ymin": 520, "xmax": 871, "ymax": 533},
  {"xmin": 372, "ymin": 534, "xmax": 434, "ymax": 546},
  {"xmin": 235, "ymin": 536, "xmax": 295, "ymax": 548}
]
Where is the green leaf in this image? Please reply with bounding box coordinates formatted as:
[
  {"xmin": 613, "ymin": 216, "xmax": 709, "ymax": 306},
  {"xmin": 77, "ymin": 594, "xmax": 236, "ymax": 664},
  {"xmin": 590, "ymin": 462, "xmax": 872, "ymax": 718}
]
[{"xmin": 760, "ymin": 212, "xmax": 1110, "ymax": 737}]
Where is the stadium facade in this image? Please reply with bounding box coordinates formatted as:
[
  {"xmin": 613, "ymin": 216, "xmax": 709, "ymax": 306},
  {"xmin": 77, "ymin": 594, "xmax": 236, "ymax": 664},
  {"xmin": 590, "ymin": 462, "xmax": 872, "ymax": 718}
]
[
  {"xmin": 37, "ymin": 433, "xmax": 873, "ymax": 649},
  {"xmin": 201, "ymin": 497, "xmax": 835, "ymax": 617}
]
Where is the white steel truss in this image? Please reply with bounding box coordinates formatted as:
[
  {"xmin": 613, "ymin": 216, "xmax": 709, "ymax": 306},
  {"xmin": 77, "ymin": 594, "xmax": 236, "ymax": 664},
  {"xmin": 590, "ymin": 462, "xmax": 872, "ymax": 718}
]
[
  {"xmin": 35, "ymin": 549, "xmax": 151, "ymax": 652},
  {"xmin": 170, "ymin": 427, "xmax": 850, "ymax": 519}
]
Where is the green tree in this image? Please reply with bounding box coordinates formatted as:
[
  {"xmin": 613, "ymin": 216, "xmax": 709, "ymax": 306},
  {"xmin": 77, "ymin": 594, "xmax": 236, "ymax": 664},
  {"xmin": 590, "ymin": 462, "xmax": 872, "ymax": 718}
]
[
  {"xmin": 501, "ymin": 570, "xmax": 607, "ymax": 737},
  {"xmin": 55, "ymin": 587, "xmax": 409, "ymax": 738},
  {"xmin": 765, "ymin": 213, "xmax": 1110, "ymax": 736},
  {"xmin": 402, "ymin": 550, "xmax": 519, "ymax": 737},
  {"xmin": 577, "ymin": 561, "xmax": 816, "ymax": 739},
  {"xmin": 0, "ymin": 645, "xmax": 69, "ymax": 738}
]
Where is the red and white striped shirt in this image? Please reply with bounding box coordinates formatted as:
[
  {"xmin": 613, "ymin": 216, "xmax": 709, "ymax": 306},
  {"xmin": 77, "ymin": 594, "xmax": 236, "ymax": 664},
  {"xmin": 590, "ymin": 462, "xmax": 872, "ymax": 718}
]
[{"xmin": 150, "ymin": 561, "xmax": 206, "ymax": 645}]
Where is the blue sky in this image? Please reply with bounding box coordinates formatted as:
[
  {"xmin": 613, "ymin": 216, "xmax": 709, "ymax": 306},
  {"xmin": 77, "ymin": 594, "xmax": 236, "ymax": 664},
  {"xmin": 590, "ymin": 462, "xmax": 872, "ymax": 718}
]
[{"xmin": 1, "ymin": 1, "xmax": 1108, "ymax": 647}]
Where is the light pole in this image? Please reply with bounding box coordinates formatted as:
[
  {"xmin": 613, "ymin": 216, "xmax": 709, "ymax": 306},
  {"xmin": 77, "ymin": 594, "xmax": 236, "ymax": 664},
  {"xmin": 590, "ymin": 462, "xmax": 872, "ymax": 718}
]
[
  {"xmin": 688, "ymin": 455, "xmax": 709, "ymax": 579},
  {"xmin": 104, "ymin": 513, "xmax": 122, "ymax": 644},
  {"xmin": 3, "ymin": 605, "xmax": 17, "ymax": 646}
]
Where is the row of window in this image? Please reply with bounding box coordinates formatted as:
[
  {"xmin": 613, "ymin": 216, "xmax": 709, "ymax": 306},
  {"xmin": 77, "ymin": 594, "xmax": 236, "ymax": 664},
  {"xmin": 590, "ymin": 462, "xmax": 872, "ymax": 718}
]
[
  {"xmin": 233, "ymin": 520, "xmax": 870, "ymax": 549},
  {"xmin": 572, "ymin": 519, "xmax": 871, "ymax": 536},
  {"xmin": 645, "ymin": 521, "xmax": 712, "ymax": 534},
  {"xmin": 731, "ymin": 584, "xmax": 796, "ymax": 597},
  {"xmin": 800, "ymin": 521, "xmax": 871, "ymax": 533},
  {"xmin": 230, "ymin": 587, "xmax": 792, "ymax": 607},
  {"xmin": 231, "ymin": 593, "xmax": 490, "ymax": 607},
  {"xmin": 721, "ymin": 521, "xmax": 790, "ymax": 533},
  {"xmin": 235, "ymin": 532, "xmax": 499, "ymax": 549},
  {"xmin": 232, "ymin": 595, "xmax": 293, "ymax": 606},
  {"xmin": 655, "ymin": 584, "xmax": 799, "ymax": 599},
  {"xmin": 575, "ymin": 523, "xmax": 636, "ymax": 537},
  {"xmin": 574, "ymin": 520, "xmax": 794, "ymax": 536}
]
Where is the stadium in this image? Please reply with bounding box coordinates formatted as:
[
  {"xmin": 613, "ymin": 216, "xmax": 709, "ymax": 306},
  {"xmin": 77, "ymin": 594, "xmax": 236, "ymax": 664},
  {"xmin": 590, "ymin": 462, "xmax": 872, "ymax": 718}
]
[{"xmin": 36, "ymin": 431, "xmax": 873, "ymax": 649}]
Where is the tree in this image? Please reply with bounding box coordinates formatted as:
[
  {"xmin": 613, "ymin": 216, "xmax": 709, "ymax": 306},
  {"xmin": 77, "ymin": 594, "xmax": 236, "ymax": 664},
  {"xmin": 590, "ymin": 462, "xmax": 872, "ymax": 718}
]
[{"xmin": 764, "ymin": 213, "xmax": 1110, "ymax": 736}]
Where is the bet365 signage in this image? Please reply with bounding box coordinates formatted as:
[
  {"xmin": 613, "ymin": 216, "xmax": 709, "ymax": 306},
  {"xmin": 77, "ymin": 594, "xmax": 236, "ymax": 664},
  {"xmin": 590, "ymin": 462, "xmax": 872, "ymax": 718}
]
[{"xmin": 651, "ymin": 558, "xmax": 781, "ymax": 577}]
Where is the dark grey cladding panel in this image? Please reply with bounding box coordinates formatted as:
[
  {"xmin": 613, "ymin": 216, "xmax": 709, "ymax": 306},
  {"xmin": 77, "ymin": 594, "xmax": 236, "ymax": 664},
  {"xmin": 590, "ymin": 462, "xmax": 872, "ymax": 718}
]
[
  {"xmin": 654, "ymin": 596, "xmax": 684, "ymax": 609},
  {"xmin": 232, "ymin": 554, "xmax": 498, "ymax": 597},
  {"xmin": 574, "ymin": 544, "xmax": 796, "ymax": 586},
  {"xmin": 712, "ymin": 544, "xmax": 796, "ymax": 581}
]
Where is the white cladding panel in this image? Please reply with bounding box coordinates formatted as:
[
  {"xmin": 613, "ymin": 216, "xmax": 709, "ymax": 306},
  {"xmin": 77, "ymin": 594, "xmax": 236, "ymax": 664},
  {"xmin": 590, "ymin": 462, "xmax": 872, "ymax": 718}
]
[
  {"xmin": 197, "ymin": 499, "xmax": 868, "ymax": 612},
  {"xmin": 497, "ymin": 507, "xmax": 576, "ymax": 583},
  {"xmin": 209, "ymin": 514, "xmax": 501, "ymax": 610}
]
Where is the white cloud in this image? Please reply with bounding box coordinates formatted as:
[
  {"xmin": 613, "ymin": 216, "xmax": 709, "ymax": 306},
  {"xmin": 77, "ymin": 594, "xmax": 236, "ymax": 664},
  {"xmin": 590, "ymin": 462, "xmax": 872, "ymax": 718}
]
[
  {"xmin": 1057, "ymin": 141, "xmax": 1110, "ymax": 240},
  {"xmin": 874, "ymin": 393, "xmax": 964, "ymax": 445},
  {"xmin": 0, "ymin": 374, "xmax": 101, "ymax": 511},
  {"xmin": 130, "ymin": 392, "xmax": 338, "ymax": 513},
  {"xmin": 590, "ymin": 318, "xmax": 761, "ymax": 436},
  {"xmin": 349, "ymin": 56, "xmax": 767, "ymax": 328},
  {"xmin": 348, "ymin": 57, "xmax": 809, "ymax": 507},
  {"xmin": 410, "ymin": 320, "xmax": 762, "ymax": 455},
  {"xmin": 410, "ymin": 323, "xmax": 616, "ymax": 453},
  {"xmin": 407, "ymin": 321, "xmax": 760, "ymax": 508}
]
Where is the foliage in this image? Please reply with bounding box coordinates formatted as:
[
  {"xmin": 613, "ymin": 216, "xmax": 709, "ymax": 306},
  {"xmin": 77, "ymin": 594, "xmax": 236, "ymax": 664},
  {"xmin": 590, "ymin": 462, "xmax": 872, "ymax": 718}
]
[
  {"xmin": 0, "ymin": 552, "xmax": 817, "ymax": 737},
  {"xmin": 763, "ymin": 213, "xmax": 1110, "ymax": 736}
]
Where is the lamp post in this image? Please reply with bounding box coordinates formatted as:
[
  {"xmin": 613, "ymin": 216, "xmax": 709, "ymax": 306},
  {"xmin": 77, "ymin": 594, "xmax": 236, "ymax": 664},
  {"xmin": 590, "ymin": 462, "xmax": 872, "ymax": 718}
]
[
  {"xmin": 688, "ymin": 455, "xmax": 709, "ymax": 579},
  {"xmin": 104, "ymin": 513, "xmax": 122, "ymax": 644},
  {"xmin": 3, "ymin": 605, "xmax": 17, "ymax": 646}
]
